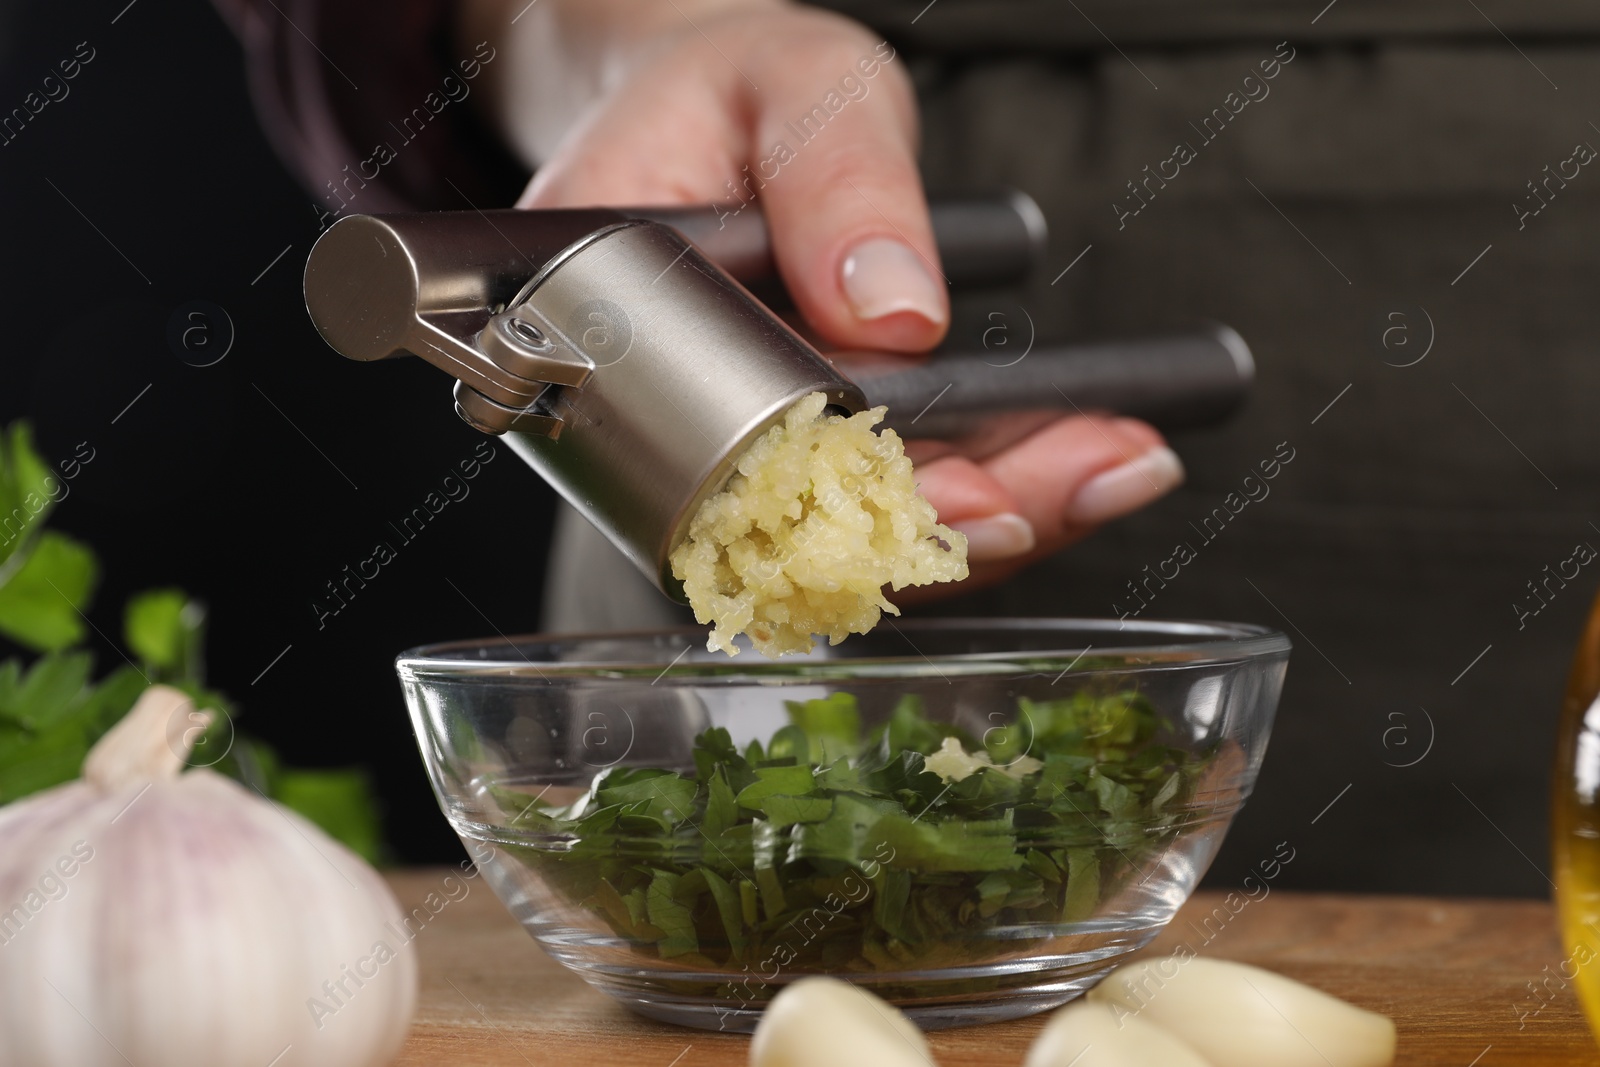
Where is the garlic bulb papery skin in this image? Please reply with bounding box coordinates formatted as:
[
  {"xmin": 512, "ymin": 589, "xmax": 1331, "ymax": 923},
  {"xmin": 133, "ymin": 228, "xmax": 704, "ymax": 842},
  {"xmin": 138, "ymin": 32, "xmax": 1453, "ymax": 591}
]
[
  {"xmin": 0, "ymin": 686, "xmax": 417, "ymax": 1067},
  {"xmin": 1024, "ymin": 1001, "xmax": 1213, "ymax": 1067},
  {"xmin": 1087, "ymin": 957, "xmax": 1396, "ymax": 1067},
  {"xmin": 750, "ymin": 977, "xmax": 931, "ymax": 1067}
]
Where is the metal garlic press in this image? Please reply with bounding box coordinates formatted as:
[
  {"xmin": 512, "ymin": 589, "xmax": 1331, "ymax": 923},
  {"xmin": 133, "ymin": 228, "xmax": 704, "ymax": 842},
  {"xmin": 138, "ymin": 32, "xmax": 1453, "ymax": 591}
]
[{"xmin": 302, "ymin": 193, "xmax": 1252, "ymax": 599}]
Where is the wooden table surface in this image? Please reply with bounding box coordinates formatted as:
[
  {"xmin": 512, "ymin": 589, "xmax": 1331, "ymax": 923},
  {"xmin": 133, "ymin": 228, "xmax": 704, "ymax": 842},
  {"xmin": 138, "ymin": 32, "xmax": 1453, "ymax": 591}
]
[{"xmin": 384, "ymin": 869, "xmax": 1596, "ymax": 1066}]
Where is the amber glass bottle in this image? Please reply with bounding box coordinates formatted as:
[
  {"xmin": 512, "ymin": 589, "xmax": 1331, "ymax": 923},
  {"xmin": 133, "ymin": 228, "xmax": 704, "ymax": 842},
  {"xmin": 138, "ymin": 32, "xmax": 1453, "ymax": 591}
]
[{"xmin": 1554, "ymin": 585, "xmax": 1600, "ymax": 1036}]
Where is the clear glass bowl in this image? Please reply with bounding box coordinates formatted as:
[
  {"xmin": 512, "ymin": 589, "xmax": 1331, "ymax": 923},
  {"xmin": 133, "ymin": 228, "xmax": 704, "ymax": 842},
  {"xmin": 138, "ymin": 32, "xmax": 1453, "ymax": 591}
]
[{"xmin": 397, "ymin": 619, "xmax": 1289, "ymax": 1031}]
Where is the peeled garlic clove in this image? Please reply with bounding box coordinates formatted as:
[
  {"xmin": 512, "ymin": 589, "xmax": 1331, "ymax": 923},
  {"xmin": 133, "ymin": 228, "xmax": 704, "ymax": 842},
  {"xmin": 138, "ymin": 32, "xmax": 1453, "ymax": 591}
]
[
  {"xmin": 1025, "ymin": 1001, "xmax": 1214, "ymax": 1067},
  {"xmin": 0, "ymin": 685, "xmax": 417, "ymax": 1067},
  {"xmin": 751, "ymin": 977, "xmax": 930, "ymax": 1067},
  {"xmin": 1087, "ymin": 957, "xmax": 1396, "ymax": 1067}
]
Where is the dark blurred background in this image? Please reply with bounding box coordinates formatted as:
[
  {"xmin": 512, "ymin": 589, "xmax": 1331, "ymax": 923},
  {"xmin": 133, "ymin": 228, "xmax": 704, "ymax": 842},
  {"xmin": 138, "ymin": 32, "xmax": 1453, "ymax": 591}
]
[
  {"xmin": 3, "ymin": 0, "xmax": 1596, "ymax": 898},
  {"xmin": 0, "ymin": 0, "xmax": 552, "ymax": 865}
]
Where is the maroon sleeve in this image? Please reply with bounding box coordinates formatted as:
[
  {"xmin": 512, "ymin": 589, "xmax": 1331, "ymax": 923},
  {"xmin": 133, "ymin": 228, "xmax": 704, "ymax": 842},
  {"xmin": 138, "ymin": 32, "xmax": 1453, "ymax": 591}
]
[{"xmin": 215, "ymin": 0, "xmax": 527, "ymax": 216}]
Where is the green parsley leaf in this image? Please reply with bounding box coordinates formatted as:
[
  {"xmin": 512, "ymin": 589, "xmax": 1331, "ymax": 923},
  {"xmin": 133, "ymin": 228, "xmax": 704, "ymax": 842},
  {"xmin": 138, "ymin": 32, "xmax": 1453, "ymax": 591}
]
[
  {"xmin": 598, "ymin": 768, "xmax": 697, "ymax": 826},
  {"xmin": 784, "ymin": 692, "xmax": 862, "ymax": 762},
  {"xmin": 124, "ymin": 588, "xmax": 203, "ymax": 677},
  {"xmin": 703, "ymin": 766, "xmax": 739, "ymax": 837},
  {"xmin": 646, "ymin": 870, "xmax": 698, "ymax": 958},
  {"xmin": 759, "ymin": 794, "xmax": 833, "ymax": 828},
  {"xmin": 736, "ymin": 764, "xmax": 816, "ymax": 808},
  {"xmin": 0, "ymin": 532, "xmax": 98, "ymax": 653},
  {"xmin": 0, "ymin": 422, "xmax": 57, "ymax": 569}
]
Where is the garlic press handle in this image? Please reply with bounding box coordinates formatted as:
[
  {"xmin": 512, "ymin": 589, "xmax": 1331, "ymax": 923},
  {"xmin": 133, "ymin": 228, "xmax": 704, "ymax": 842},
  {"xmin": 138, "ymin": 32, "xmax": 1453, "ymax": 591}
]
[
  {"xmin": 635, "ymin": 189, "xmax": 1047, "ymax": 287},
  {"xmin": 847, "ymin": 325, "xmax": 1255, "ymax": 439}
]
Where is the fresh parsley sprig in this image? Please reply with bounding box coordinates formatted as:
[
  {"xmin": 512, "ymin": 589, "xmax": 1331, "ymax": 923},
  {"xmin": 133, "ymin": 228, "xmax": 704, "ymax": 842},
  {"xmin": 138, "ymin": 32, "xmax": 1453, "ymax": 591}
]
[{"xmin": 0, "ymin": 422, "xmax": 385, "ymax": 862}]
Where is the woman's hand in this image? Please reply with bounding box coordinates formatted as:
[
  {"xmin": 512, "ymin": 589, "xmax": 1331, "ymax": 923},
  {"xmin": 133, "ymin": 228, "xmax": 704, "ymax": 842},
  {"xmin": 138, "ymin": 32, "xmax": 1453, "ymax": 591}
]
[{"xmin": 463, "ymin": 0, "xmax": 1184, "ymax": 588}]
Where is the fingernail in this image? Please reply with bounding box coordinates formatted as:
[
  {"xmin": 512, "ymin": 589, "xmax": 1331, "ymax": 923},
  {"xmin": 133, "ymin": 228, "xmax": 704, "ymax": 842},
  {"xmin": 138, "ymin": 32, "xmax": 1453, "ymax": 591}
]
[
  {"xmin": 840, "ymin": 237, "xmax": 947, "ymax": 325},
  {"xmin": 949, "ymin": 512, "xmax": 1036, "ymax": 562},
  {"xmin": 1064, "ymin": 446, "xmax": 1185, "ymax": 525}
]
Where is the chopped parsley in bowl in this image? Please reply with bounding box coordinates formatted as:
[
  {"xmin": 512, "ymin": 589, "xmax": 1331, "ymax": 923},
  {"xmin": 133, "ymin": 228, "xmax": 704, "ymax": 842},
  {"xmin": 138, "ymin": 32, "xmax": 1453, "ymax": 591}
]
[{"xmin": 398, "ymin": 619, "xmax": 1289, "ymax": 1031}]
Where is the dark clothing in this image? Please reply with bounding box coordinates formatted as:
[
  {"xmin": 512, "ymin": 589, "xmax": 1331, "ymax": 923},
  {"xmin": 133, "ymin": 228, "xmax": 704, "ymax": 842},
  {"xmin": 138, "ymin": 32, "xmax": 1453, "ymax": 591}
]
[
  {"xmin": 212, "ymin": 0, "xmax": 522, "ymax": 215},
  {"xmin": 225, "ymin": 0, "xmax": 1600, "ymax": 897}
]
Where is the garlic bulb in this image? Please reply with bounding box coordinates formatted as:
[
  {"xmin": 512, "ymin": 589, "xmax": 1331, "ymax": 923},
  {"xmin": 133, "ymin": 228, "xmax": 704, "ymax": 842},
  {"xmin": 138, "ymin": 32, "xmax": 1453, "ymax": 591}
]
[
  {"xmin": 0, "ymin": 686, "xmax": 416, "ymax": 1067},
  {"xmin": 751, "ymin": 977, "xmax": 930, "ymax": 1067},
  {"xmin": 1025, "ymin": 1001, "xmax": 1213, "ymax": 1067},
  {"xmin": 1087, "ymin": 957, "xmax": 1396, "ymax": 1067}
]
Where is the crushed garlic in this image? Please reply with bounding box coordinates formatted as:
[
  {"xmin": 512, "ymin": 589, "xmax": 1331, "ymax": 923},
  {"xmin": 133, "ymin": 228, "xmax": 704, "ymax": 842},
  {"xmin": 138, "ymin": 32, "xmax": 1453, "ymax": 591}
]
[
  {"xmin": 669, "ymin": 392, "xmax": 968, "ymax": 657},
  {"xmin": 923, "ymin": 736, "xmax": 1044, "ymax": 783}
]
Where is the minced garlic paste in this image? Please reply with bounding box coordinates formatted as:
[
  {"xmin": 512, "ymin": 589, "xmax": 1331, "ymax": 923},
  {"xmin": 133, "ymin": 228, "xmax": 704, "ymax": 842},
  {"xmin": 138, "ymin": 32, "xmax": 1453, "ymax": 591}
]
[{"xmin": 670, "ymin": 392, "xmax": 968, "ymax": 658}]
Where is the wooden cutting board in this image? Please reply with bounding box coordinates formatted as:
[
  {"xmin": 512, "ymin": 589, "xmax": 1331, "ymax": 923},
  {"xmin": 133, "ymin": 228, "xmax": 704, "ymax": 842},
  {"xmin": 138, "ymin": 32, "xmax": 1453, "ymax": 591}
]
[{"xmin": 384, "ymin": 869, "xmax": 1595, "ymax": 1065}]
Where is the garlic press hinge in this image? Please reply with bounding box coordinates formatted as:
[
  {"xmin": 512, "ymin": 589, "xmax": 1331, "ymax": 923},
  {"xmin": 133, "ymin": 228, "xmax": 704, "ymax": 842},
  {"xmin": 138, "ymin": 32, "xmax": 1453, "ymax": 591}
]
[
  {"xmin": 422, "ymin": 295, "xmax": 596, "ymax": 438},
  {"xmin": 302, "ymin": 210, "xmax": 630, "ymax": 439}
]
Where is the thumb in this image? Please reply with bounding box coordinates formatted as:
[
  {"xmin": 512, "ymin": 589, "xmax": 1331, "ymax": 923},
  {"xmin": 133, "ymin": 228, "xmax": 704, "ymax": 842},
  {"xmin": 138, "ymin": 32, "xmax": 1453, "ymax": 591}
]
[{"xmin": 752, "ymin": 42, "xmax": 947, "ymax": 353}]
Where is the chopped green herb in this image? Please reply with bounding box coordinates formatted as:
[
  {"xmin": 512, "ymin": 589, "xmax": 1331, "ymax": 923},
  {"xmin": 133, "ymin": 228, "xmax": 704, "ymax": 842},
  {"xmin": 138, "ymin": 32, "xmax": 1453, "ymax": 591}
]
[{"xmin": 494, "ymin": 687, "xmax": 1211, "ymax": 977}]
